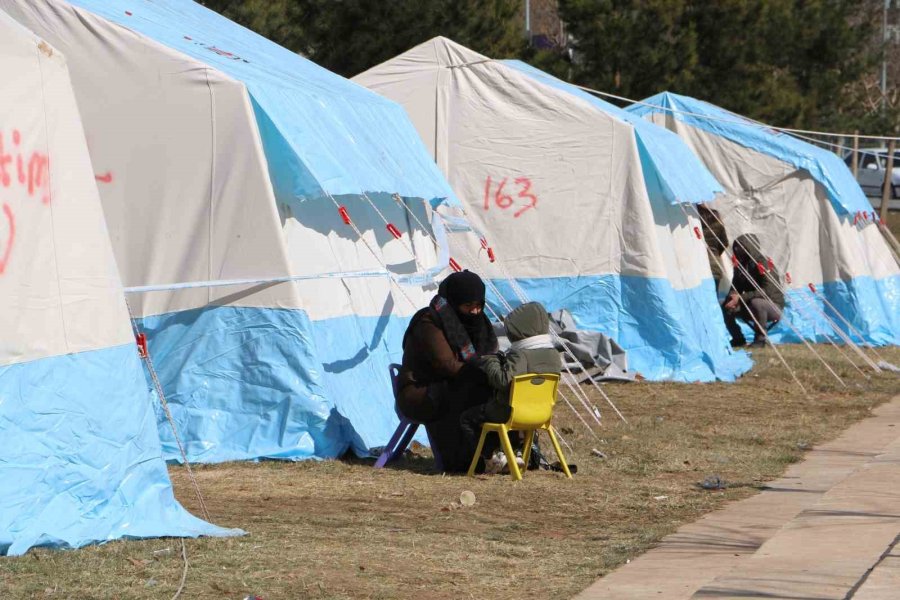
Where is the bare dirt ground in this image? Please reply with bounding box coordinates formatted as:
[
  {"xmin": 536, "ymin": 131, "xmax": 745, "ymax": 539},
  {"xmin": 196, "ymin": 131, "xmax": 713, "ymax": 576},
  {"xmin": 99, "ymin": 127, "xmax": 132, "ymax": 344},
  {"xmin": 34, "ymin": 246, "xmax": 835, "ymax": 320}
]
[{"xmin": 2, "ymin": 344, "xmax": 898, "ymax": 600}]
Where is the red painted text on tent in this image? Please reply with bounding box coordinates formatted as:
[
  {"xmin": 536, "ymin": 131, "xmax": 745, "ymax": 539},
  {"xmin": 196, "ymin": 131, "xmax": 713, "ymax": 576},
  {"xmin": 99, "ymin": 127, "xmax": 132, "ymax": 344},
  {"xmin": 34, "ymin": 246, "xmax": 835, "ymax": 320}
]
[
  {"xmin": 0, "ymin": 129, "xmax": 51, "ymax": 204},
  {"xmin": 0, "ymin": 128, "xmax": 53, "ymax": 275},
  {"xmin": 483, "ymin": 175, "xmax": 538, "ymax": 218}
]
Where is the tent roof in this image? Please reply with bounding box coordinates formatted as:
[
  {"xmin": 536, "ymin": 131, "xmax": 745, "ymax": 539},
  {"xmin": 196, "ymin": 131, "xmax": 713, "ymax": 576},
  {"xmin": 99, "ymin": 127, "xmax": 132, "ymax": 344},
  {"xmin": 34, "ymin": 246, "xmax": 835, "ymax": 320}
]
[
  {"xmin": 66, "ymin": 0, "xmax": 457, "ymax": 203},
  {"xmin": 502, "ymin": 60, "xmax": 723, "ymax": 206},
  {"xmin": 627, "ymin": 92, "xmax": 871, "ymax": 215}
]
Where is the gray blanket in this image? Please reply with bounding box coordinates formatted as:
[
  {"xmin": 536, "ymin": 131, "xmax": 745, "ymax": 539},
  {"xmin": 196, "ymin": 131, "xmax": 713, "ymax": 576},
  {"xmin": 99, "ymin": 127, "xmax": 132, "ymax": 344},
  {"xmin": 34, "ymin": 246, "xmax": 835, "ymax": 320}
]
[{"xmin": 493, "ymin": 309, "xmax": 635, "ymax": 382}]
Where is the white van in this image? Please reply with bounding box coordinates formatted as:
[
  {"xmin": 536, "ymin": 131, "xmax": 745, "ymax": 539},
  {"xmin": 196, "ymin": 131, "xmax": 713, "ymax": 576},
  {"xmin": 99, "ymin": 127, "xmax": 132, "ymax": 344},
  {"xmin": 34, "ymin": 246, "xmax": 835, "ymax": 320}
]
[{"xmin": 844, "ymin": 148, "xmax": 900, "ymax": 210}]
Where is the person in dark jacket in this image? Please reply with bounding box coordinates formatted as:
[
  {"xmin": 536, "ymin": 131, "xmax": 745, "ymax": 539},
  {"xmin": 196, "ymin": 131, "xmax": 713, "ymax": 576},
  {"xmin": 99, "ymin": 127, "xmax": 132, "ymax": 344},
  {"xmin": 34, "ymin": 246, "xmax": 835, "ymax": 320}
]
[
  {"xmin": 461, "ymin": 301, "xmax": 562, "ymax": 474},
  {"xmin": 723, "ymin": 234, "xmax": 785, "ymax": 348},
  {"xmin": 397, "ymin": 270, "xmax": 498, "ymax": 472}
]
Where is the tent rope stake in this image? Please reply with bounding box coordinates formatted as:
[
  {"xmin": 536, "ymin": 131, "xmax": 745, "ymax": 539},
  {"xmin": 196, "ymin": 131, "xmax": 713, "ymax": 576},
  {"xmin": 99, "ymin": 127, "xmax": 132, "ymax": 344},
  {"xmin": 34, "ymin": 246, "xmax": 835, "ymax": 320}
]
[
  {"xmin": 123, "ymin": 298, "xmax": 211, "ymax": 522},
  {"xmin": 324, "ymin": 191, "xmax": 421, "ymax": 310}
]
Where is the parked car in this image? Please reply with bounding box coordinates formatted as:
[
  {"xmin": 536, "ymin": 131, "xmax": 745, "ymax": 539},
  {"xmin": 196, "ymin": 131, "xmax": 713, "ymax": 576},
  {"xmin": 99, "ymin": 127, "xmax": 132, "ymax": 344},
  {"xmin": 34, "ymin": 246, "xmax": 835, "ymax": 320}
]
[{"xmin": 843, "ymin": 148, "xmax": 900, "ymax": 211}]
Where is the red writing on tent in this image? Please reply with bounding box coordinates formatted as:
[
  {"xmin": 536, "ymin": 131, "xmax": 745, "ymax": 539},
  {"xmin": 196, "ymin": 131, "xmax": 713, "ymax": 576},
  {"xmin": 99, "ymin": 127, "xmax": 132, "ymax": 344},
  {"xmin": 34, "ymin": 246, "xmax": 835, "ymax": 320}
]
[
  {"xmin": 482, "ymin": 175, "xmax": 538, "ymax": 218},
  {"xmin": 0, "ymin": 203, "xmax": 15, "ymax": 275},
  {"xmin": 0, "ymin": 129, "xmax": 51, "ymax": 204}
]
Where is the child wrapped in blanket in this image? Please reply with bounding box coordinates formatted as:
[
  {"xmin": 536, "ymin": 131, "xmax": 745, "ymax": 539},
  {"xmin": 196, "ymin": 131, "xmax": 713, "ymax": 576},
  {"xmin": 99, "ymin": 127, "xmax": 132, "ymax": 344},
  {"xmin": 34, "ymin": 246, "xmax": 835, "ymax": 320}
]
[{"xmin": 461, "ymin": 301, "xmax": 562, "ymax": 474}]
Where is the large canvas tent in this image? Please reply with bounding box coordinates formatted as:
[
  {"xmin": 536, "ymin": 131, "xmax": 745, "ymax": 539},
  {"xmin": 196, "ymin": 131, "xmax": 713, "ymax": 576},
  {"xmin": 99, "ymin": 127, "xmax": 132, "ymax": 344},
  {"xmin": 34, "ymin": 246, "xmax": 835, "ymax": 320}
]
[
  {"xmin": 0, "ymin": 9, "xmax": 234, "ymax": 555},
  {"xmin": 629, "ymin": 93, "xmax": 900, "ymax": 345},
  {"xmin": 355, "ymin": 38, "xmax": 751, "ymax": 382},
  {"xmin": 3, "ymin": 0, "xmax": 457, "ymax": 460}
]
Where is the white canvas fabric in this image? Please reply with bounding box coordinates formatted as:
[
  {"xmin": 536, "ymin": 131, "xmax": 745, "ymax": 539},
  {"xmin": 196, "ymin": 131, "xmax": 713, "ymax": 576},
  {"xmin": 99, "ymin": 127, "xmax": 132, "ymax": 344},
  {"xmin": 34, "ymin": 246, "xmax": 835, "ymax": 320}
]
[
  {"xmin": 2, "ymin": 0, "xmax": 449, "ymax": 460},
  {"xmin": 650, "ymin": 112, "xmax": 898, "ymax": 298},
  {"xmin": 355, "ymin": 37, "xmax": 706, "ymax": 290},
  {"xmin": 0, "ymin": 8, "xmax": 236, "ymax": 556},
  {"xmin": 355, "ymin": 38, "xmax": 752, "ymax": 383},
  {"xmin": 0, "ymin": 8, "xmax": 133, "ymax": 365},
  {"xmin": 1, "ymin": 0, "xmax": 303, "ymax": 318},
  {"xmin": 2, "ymin": 0, "xmax": 441, "ymax": 324}
]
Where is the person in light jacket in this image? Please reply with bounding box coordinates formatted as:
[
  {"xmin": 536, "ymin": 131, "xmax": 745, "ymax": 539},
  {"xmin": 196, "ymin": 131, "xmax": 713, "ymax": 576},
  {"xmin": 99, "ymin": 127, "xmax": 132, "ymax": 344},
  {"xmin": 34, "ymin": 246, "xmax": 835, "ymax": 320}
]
[{"xmin": 462, "ymin": 301, "xmax": 561, "ymax": 473}]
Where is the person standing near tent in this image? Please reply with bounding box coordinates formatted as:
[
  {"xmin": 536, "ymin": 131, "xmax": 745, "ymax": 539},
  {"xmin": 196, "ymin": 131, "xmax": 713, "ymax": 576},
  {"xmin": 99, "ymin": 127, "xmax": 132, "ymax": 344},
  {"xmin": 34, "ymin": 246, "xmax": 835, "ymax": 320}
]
[
  {"xmin": 697, "ymin": 205, "xmax": 729, "ymax": 289},
  {"xmin": 722, "ymin": 234, "xmax": 784, "ymax": 348},
  {"xmin": 398, "ymin": 270, "xmax": 498, "ymax": 472}
]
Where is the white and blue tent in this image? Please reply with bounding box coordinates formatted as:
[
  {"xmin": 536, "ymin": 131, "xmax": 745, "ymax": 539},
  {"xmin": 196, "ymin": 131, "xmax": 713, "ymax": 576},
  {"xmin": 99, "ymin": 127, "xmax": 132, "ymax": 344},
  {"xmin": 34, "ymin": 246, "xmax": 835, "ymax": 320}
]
[
  {"xmin": 0, "ymin": 9, "xmax": 235, "ymax": 555},
  {"xmin": 629, "ymin": 93, "xmax": 900, "ymax": 345},
  {"xmin": 4, "ymin": 0, "xmax": 458, "ymax": 460},
  {"xmin": 356, "ymin": 39, "xmax": 752, "ymax": 381}
]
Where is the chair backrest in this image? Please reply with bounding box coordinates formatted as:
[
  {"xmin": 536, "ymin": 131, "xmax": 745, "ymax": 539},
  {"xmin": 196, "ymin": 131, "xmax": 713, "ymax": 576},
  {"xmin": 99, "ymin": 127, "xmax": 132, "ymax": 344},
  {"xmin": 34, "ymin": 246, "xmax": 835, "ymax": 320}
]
[
  {"xmin": 388, "ymin": 363, "xmax": 405, "ymax": 420},
  {"xmin": 508, "ymin": 373, "xmax": 560, "ymax": 429},
  {"xmin": 388, "ymin": 363, "xmax": 401, "ymax": 398}
]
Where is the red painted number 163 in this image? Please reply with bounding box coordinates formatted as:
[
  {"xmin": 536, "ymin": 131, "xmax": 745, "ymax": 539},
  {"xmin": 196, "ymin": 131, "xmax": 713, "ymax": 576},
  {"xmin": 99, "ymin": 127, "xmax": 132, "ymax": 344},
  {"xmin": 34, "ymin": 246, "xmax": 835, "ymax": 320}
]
[{"xmin": 483, "ymin": 175, "xmax": 537, "ymax": 218}]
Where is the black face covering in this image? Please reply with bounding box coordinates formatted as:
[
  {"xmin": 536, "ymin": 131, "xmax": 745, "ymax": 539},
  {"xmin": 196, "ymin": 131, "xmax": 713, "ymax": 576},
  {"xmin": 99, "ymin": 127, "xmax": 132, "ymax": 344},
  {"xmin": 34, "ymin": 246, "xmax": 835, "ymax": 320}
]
[
  {"xmin": 420, "ymin": 270, "xmax": 496, "ymax": 358},
  {"xmin": 438, "ymin": 270, "xmax": 486, "ymax": 309},
  {"xmin": 439, "ymin": 270, "xmax": 488, "ymax": 340}
]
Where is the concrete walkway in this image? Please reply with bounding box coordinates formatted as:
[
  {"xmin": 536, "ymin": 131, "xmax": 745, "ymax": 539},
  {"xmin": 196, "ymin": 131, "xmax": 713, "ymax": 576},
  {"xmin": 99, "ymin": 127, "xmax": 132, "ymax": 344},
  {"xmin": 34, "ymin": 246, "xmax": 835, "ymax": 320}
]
[{"xmin": 575, "ymin": 396, "xmax": 900, "ymax": 600}]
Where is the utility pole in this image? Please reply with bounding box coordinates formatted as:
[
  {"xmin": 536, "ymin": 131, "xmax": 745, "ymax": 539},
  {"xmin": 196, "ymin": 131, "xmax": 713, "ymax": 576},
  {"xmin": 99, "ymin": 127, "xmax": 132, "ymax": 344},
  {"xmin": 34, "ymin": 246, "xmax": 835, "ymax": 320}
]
[
  {"xmin": 525, "ymin": 0, "xmax": 532, "ymax": 44},
  {"xmin": 883, "ymin": 0, "xmax": 890, "ymax": 112}
]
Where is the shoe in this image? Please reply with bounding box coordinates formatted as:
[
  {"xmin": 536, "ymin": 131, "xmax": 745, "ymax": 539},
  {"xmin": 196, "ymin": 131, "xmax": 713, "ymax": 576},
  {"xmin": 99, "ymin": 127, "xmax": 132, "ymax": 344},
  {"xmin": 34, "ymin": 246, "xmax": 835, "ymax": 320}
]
[
  {"xmin": 730, "ymin": 337, "xmax": 747, "ymax": 348},
  {"xmin": 514, "ymin": 451, "xmax": 526, "ymax": 470},
  {"xmin": 748, "ymin": 338, "xmax": 768, "ymax": 348},
  {"xmin": 484, "ymin": 451, "xmax": 507, "ymax": 475}
]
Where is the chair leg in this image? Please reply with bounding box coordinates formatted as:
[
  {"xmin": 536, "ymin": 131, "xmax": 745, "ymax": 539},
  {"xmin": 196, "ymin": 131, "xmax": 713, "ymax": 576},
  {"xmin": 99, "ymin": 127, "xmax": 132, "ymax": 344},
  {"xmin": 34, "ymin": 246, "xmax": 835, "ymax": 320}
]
[
  {"xmin": 521, "ymin": 430, "xmax": 536, "ymax": 470},
  {"xmin": 546, "ymin": 425, "xmax": 572, "ymax": 478},
  {"xmin": 374, "ymin": 420, "xmax": 416, "ymax": 469},
  {"xmin": 498, "ymin": 425, "xmax": 522, "ymax": 481},
  {"xmin": 467, "ymin": 426, "xmax": 490, "ymax": 477}
]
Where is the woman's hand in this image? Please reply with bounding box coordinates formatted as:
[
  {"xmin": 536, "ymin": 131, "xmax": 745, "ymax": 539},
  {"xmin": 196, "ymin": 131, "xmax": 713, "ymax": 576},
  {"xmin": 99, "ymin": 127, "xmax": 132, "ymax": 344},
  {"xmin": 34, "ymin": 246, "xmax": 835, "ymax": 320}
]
[{"xmin": 723, "ymin": 292, "xmax": 740, "ymax": 311}]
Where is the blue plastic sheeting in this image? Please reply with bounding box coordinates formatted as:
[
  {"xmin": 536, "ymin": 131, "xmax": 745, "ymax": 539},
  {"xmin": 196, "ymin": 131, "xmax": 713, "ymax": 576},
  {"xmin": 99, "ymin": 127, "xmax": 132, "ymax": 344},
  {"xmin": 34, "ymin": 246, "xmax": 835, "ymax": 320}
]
[
  {"xmin": 138, "ymin": 306, "xmax": 349, "ymax": 463},
  {"xmin": 486, "ymin": 275, "xmax": 752, "ymax": 382},
  {"xmin": 0, "ymin": 344, "xmax": 239, "ymax": 556},
  {"xmin": 627, "ymin": 92, "xmax": 873, "ymax": 216},
  {"xmin": 769, "ymin": 274, "xmax": 900, "ymax": 346},
  {"xmin": 309, "ymin": 313, "xmax": 428, "ymax": 455},
  {"xmin": 502, "ymin": 61, "xmax": 723, "ymax": 206},
  {"xmin": 68, "ymin": 0, "xmax": 457, "ymax": 204}
]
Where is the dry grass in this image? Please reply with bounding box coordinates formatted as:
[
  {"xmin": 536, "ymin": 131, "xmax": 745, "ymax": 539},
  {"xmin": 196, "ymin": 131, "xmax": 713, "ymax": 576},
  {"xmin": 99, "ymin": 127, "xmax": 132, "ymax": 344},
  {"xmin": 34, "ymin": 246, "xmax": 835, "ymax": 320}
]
[
  {"xmin": 2, "ymin": 345, "xmax": 899, "ymax": 600},
  {"xmin": 887, "ymin": 209, "xmax": 900, "ymax": 238}
]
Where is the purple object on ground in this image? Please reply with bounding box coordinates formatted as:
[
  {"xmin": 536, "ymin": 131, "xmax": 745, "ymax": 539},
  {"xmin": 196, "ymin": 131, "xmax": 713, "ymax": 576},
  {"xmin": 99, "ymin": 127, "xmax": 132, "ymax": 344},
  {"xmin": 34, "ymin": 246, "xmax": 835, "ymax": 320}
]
[{"xmin": 373, "ymin": 364, "xmax": 443, "ymax": 471}]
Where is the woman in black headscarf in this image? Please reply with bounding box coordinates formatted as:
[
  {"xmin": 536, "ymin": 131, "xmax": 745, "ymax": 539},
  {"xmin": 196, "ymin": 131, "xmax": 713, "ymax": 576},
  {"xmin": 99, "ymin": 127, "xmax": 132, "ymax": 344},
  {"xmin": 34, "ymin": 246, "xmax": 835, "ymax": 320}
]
[{"xmin": 397, "ymin": 270, "xmax": 498, "ymax": 472}]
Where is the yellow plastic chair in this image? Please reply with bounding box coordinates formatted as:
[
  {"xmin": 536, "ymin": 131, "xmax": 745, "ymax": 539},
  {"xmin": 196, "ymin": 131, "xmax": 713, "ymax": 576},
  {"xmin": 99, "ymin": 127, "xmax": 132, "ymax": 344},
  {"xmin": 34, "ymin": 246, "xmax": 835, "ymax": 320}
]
[{"xmin": 467, "ymin": 373, "xmax": 572, "ymax": 481}]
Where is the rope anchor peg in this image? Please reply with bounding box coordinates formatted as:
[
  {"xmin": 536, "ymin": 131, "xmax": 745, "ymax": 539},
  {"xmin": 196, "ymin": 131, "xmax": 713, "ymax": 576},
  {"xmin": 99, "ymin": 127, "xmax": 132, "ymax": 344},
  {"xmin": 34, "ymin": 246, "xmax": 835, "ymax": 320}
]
[
  {"xmin": 338, "ymin": 206, "xmax": 351, "ymax": 225},
  {"xmin": 693, "ymin": 226, "xmax": 702, "ymax": 240},
  {"xmin": 487, "ymin": 247, "xmax": 496, "ymax": 263},
  {"xmin": 135, "ymin": 332, "xmax": 148, "ymax": 358},
  {"xmin": 386, "ymin": 223, "xmax": 402, "ymax": 240}
]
